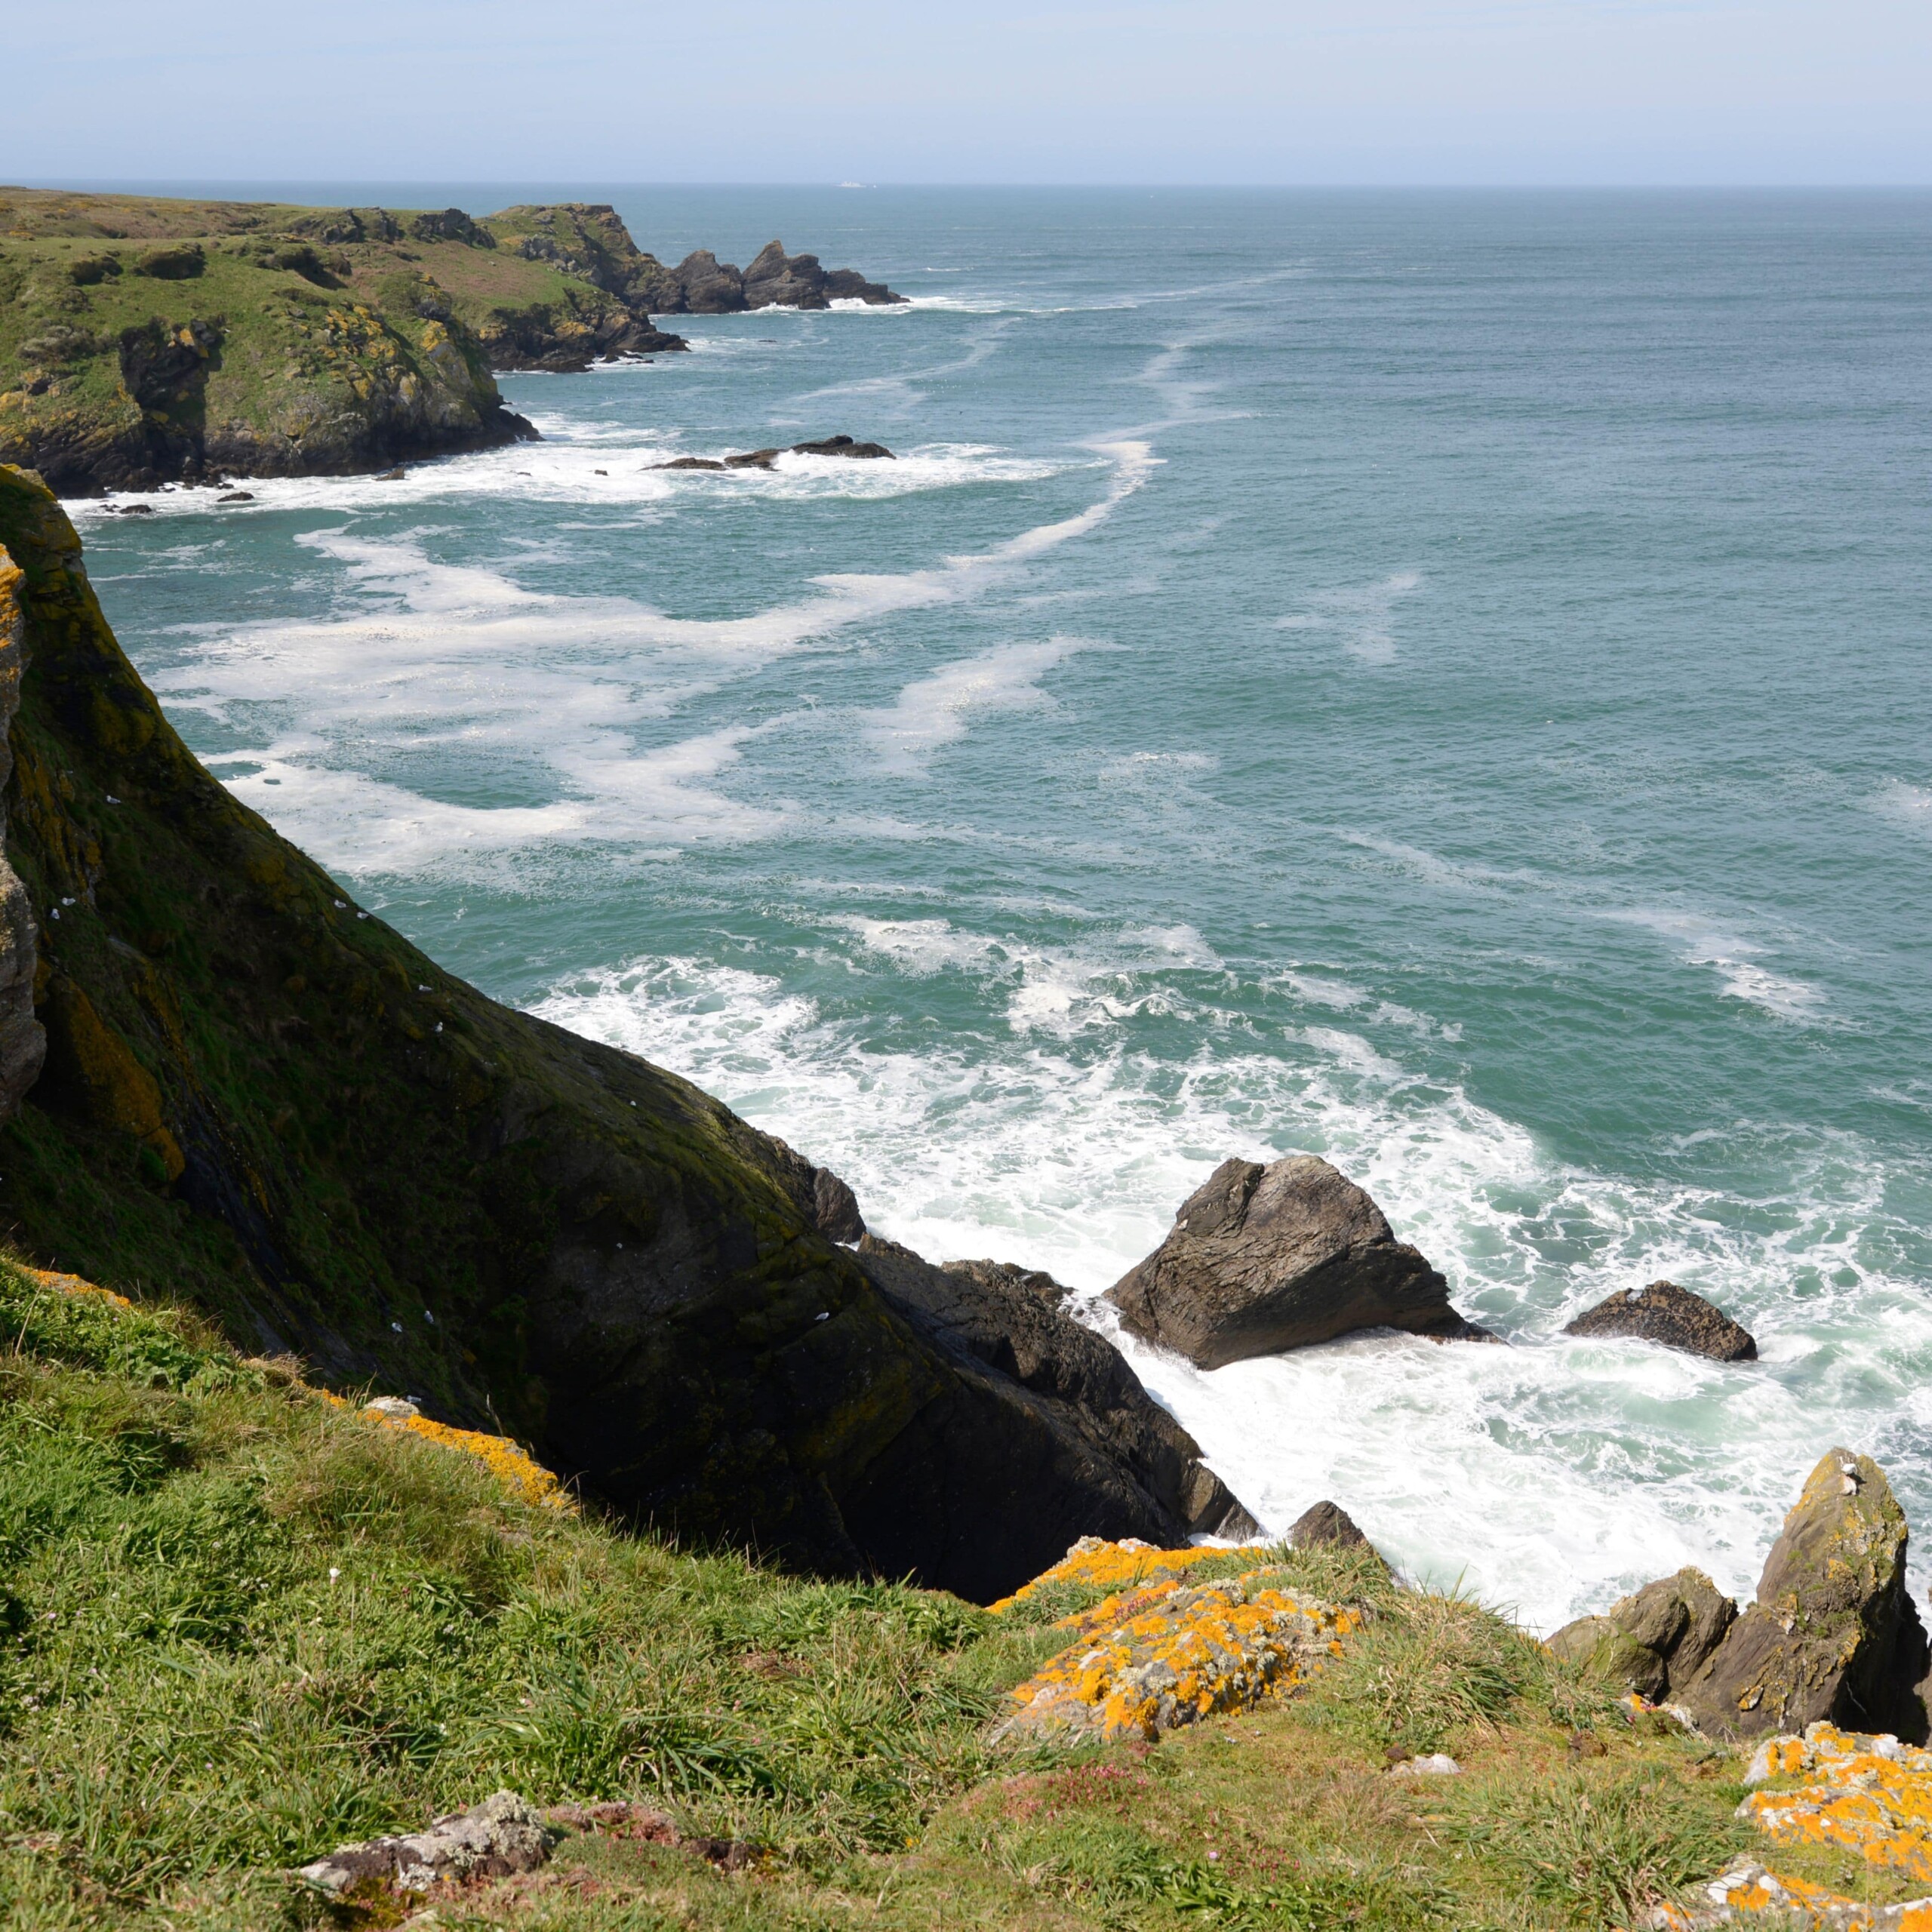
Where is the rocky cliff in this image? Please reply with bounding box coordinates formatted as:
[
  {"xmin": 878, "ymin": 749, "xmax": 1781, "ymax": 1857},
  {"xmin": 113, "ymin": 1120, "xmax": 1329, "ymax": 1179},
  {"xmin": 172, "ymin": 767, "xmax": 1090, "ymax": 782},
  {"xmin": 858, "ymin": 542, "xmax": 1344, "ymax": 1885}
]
[
  {"xmin": 0, "ymin": 190, "xmax": 903, "ymax": 493},
  {"xmin": 0, "ymin": 463, "xmax": 1240, "ymax": 1601}
]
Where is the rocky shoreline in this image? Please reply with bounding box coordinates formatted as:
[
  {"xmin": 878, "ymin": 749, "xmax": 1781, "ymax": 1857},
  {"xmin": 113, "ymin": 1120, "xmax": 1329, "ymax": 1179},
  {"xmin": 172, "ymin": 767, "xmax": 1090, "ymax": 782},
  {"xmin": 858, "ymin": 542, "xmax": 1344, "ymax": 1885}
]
[{"xmin": 0, "ymin": 189, "xmax": 906, "ymax": 494}]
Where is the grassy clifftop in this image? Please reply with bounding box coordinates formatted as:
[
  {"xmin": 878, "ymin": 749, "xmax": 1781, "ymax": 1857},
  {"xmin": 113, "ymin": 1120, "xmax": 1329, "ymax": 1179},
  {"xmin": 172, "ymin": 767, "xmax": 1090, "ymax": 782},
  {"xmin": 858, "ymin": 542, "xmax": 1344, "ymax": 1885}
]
[
  {"xmin": 0, "ymin": 189, "xmax": 680, "ymax": 492},
  {"xmin": 5, "ymin": 1257, "xmax": 1860, "ymax": 1932}
]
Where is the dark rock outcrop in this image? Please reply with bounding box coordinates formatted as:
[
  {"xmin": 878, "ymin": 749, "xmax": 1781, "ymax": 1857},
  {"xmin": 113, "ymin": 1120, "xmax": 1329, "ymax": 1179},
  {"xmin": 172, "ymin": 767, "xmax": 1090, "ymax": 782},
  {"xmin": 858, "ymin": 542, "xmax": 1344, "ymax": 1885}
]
[
  {"xmin": 1288, "ymin": 1499, "xmax": 1371, "ymax": 1551},
  {"xmin": 854, "ymin": 1233, "xmax": 1260, "ymax": 1548},
  {"xmin": 1564, "ymin": 1281, "xmax": 1757, "ymax": 1362},
  {"xmin": 1106, "ymin": 1156, "xmax": 1488, "ymax": 1370},
  {"xmin": 0, "ymin": 466, "xmax": 1247, "ymax": 1604},
  {"xmin": 652, "ymin": 436, "xmax": 895, "ymax": 475},
  {"xmin": 1622, "ymin": 1451, "xmax": 1928, "ymax": 1740},
  {"xmin": 1548, "ymin": 1567, "xmax": 1737, "ymax": 1703},
  {"xmin": 648, "ymin": 240, "xmax": 906, "ymax": 315},
  {"xmin": 0, "ymin": 548, "xmax": 45, "ymax": 1119}
]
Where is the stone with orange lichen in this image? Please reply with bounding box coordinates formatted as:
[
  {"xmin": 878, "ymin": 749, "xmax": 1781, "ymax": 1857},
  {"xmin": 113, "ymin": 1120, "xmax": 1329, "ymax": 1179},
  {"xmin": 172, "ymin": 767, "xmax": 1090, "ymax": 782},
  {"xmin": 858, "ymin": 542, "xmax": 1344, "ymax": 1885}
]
[
  {"xmin": 1739, "ymin": 1724, "xmax": 1932, "ymax": 1883},
  {"xmin": 26, "ymin": 1264, "xmax": 133, "ymax": 1309},
  {"xmin": 1667, "ymin": 1724, "xmax": 1932, "ymax": 1926},
  {"xmin": 992, "ymin": 1544, "xmax": 1357, "ymax": 1745},
  {"xmin": 987, "ymin": 1534, "xmax": 1258, "ymax": 1615}
]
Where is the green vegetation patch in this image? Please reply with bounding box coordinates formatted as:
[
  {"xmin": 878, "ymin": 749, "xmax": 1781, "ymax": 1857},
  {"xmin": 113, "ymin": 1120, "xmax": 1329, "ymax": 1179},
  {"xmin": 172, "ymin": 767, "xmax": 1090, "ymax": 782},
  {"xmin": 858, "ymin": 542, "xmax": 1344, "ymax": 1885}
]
[{"xmin": 0, "ymin": 1263, "xmax": 1802, "ymax": 1930}]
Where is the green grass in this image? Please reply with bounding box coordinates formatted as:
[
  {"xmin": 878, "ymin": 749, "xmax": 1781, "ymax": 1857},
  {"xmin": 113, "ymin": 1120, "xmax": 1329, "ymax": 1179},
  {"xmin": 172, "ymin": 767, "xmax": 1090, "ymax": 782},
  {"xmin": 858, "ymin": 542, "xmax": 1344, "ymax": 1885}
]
[{"xmin": 0, "ymin": 1258, "xmax": 1835, "ymax": 1931}]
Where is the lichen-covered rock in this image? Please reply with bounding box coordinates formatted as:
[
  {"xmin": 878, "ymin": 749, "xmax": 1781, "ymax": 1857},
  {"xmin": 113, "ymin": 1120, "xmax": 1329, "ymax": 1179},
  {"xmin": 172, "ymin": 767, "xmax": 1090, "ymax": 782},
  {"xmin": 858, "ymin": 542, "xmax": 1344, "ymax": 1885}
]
[
  {"xmin": 297, "ymin": 1791, "xmax": 555, "ymax": 1896},
  {"xmin": 1549, "ymin": 1567, "xmax": 1737, "ymax": 1703},
  {"xmin": 1106, "ymin": 1155, "xmax": 1486, "ymax": 1368},
  {"xmin": 1657, "ymin": 1857, "xmax": 1932, "ymax": 1928},
  {"xmin": 1565, "ymin": 1281, "xmax": 1758, "ymax": 1361},
  {"xmin": 1663, "ymin": 1724, "xmax": 1932, "ymax": 1926},
  {"xmin": 1678, "ymin": 1451, "xmax": 1928, "ymax": 1741},
  {"xmin": 992, "ymin": 1552, "xmax": 1358, "ymax": 1744},
  {"xmin": 1737, "ymin": 1723, "xmax": 1932, "ymax": 1881}
]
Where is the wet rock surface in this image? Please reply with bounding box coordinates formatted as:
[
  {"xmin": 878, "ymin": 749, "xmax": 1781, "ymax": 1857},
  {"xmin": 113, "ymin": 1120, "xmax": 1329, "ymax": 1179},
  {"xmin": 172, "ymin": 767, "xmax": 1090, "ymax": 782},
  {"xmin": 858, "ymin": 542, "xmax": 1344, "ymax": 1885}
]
[
  {"xmin": 1288, "ymin": 1498, "xmax": 1373, "ymax": 1551},
  {"xmin": 1106, "ymin": 1155, "xmax": 1487, "ymax": 1368},
  {"xmin": 1565, "ymin": 1280, "xmax": 1758, "ymax": 1361},
  {"xmin": 653, "ymin": 435, "xmax": 896, "ymax": 472}
]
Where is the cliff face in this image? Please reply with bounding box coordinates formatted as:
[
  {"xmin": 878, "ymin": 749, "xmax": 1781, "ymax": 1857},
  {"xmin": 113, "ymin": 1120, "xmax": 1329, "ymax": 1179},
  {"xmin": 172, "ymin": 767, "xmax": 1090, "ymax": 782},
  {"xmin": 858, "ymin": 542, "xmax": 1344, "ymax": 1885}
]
[{"xmin": 0, "ymin": 464, "xmax": 1237, "ymax": 1601}]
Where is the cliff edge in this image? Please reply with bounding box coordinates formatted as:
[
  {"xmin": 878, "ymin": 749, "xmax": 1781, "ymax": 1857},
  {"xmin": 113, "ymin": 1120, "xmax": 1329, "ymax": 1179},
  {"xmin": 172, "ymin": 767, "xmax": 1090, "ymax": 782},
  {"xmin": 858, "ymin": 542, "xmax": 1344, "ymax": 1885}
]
[{"xmin": 0, "ymin": 463, "xmax": 1236, "ymax": 1601}]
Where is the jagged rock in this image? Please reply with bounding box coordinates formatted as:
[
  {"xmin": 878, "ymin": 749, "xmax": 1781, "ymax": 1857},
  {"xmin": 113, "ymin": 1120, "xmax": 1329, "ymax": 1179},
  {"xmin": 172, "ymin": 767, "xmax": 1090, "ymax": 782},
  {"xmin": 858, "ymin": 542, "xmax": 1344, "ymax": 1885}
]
[
  {"xmin": 410, "ymin": 208, "xmax": 494, "ymax": 248},
  {"xmin": 1288, "ymin": 1500, "xmax": 1371, "ymax": 1551},
  {"xmin": 1564, "ymin": 1281, "xmax": 1757, "ymax": 1362},
  {"xmin": 654, "ymin": 457, "xmax": 726, "ymax": 471},
  {"xmin": 1675, "ymin": 1451, "xmax": 1929, "ymax": 1740},
  {"xmin": 1106, "ymin": 1156, "xmax": 1487, "ymax": 1369},
  {"xmin": 1549, "ymin": 1567, "xmax": 1737, "ymax": 1703},
  {"xmin": 791, "ymin": 434, "xmax": 894, "ymax": 459},
  {"xmin": 813, "ymin": 1168, "xmax": 864, "ymax": 1244},
  {"xmin": 0, "ymin": 549, "xmax": 45, "ymax": 1121},
  {"xmin": 762, "ymin": 1134, "xmax": 866, "ymax": 1244},
  {"xmin": 297, "ymin": 1790, "xmax": 555, "ymax": 1895},
  {"xmin": 854, "ymin": 1233, "xmax": 1260, "ymax": 1549},
  {"xmin": 652, "ymin": 240, "xmax": 906, "ymax": 314}
]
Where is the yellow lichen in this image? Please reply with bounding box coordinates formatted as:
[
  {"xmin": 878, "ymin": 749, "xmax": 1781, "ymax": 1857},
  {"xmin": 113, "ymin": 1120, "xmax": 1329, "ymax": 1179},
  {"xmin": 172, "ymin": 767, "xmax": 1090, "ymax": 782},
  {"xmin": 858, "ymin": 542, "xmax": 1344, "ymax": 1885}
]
[
  {"xmin": 318, "ymin": 1389, "xmax": 575, "ymax": 1512},
  {"xmin": 29, "ymin": 1261, "xmax": 574, "ymax": 1515},
  {"xmin": 989, "ymin": 1534, "xmax": 1258, "ymax": 1614},
  {"xmin": 26, "ymin": 1265, "xmax": 132, "ymax": 1309},
  {"xmin": 1668, "ymin": 1724, "xmax": 1932, "ymax": 1925},
  {"xmin": 992, "ymin": 1541, "xmax": 1356, "ymax": 1745}
]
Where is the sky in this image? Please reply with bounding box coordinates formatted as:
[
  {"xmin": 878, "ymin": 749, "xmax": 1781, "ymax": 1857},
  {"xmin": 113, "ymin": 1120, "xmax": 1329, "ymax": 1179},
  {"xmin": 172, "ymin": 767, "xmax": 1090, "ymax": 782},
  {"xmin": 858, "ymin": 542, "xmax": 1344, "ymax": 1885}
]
[{"xmin": 4, "ymin": 0, "xmax": 1927, "ymax": 186}]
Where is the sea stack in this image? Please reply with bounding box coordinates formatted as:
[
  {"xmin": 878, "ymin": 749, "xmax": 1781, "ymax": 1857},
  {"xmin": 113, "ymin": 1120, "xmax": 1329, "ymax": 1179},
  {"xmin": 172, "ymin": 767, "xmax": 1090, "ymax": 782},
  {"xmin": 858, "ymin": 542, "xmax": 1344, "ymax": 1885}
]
[{"xmin": 1106, "ymin": 1155, "xmax": 1489, "ymax": 1369}]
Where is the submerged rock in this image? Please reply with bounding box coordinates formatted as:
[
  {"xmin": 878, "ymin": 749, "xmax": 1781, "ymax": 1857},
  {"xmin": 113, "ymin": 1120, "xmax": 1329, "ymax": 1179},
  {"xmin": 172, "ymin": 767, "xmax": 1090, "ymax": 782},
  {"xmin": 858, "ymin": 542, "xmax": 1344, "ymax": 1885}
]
[
  {"xmin": 1672, "ymin": 1451, "xmax": 1928, "ymax": 1740},
  {"xmin": 1106, "ymin": 1156, "xmax": 1487, "ymax": 1369},
  {"xmin": 1564, "ymin": 1280, "xmax": 1757, "ymax": 1361},
  {"xmin": 298, "ymin": 1790, "xmax": 555, "ymax": 1896},
  {"xmin": 1549, "ymin": 1567, "xmax": 1737, "ymax": 1703}
]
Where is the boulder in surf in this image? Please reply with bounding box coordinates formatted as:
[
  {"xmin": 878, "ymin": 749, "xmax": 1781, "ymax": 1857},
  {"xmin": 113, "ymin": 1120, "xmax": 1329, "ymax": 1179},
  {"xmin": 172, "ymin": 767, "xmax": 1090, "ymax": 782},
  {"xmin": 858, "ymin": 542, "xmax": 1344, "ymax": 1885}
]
[
  {"xmin": 1563, "ymin": 1280, "xmax": 1756, "ymax": 1362},
  {"xmin": 1105, "ymin": 1155, "xmax": 1487, "ymax": 1369}
]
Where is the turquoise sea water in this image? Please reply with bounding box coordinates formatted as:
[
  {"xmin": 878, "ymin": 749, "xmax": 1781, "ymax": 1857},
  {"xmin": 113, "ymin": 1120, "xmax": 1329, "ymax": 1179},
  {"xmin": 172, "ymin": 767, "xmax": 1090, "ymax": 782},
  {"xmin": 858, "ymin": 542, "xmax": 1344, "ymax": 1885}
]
[{"xmin": 72, "ymin": 188, "xmax": 1932, "ymax": 1629}]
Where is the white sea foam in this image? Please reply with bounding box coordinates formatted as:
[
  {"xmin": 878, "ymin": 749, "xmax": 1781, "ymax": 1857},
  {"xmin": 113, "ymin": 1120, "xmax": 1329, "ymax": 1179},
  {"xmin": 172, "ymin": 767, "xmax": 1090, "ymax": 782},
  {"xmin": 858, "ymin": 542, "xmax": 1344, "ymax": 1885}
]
[
  {"xmin": 862, "ymin": 635, "xmax": 1094, "ymax": 776},
  {"xmin": 1615, "ymin": 909, "xmax": 1826, "ymax": 1023},
  {"xmin": 75, "ymin": 436, "xmax": 1069, "ymax": 523},
  {"xmin": 142, "ymin": 445, "xmax": 1154, "ymax": 876},
  {"xmin": 533, "ymin": 937, "xmax": 1930, "ymax": 1630},
  {"xmin": 1874, "ymin": 779, "xmax": 1932, "ymax": 838},
  {"xmin": 1277, "ymin": 571, "xmax": 1424, "ymax": 665}
]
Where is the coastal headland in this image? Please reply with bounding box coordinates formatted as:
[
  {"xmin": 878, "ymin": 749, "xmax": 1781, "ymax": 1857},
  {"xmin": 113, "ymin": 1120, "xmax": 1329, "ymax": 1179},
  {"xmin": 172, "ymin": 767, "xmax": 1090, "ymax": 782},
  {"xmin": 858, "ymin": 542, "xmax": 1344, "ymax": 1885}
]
[{"xmin": 0, "ymin": 189, "xmax": 905, "ymax": 494}]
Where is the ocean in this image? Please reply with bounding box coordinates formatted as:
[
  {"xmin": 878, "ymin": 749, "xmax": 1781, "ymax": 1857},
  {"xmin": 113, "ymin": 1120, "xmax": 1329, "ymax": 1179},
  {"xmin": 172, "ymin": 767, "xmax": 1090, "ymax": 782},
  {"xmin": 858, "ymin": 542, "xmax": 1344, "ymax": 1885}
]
[{"xmin": 69, "ymin": 186, "xmax": 1932, "ymax": 1632}]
